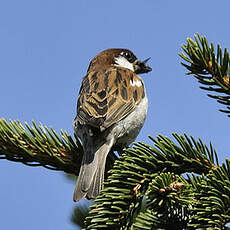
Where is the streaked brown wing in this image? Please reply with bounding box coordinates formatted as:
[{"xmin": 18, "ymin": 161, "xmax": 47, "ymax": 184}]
[{"xmin": 77, "ymin": 67, "xmax": 145, "ymax": 131}]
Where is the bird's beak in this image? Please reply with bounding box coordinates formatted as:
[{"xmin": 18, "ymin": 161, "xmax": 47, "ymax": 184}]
[{"xmin": 133, "ymin": 57, "xmax": 152, "ymax": 74}]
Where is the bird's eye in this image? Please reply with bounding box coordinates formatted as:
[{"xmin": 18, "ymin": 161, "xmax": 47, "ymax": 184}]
[
  {"xmin": 124, "ymin": 52, "xmax": 131, "ymax": 58},
  {"xmin": 120, "ymin": 52, "xmax": 136, "ymax": 63}
]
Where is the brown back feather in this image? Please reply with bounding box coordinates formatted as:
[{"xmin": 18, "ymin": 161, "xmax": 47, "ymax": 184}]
[{"xmin": 77, "ymin": 67, "xmax": 145, "ymax": 131}]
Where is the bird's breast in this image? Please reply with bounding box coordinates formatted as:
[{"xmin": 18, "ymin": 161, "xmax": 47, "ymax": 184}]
[{"xmin": 112, "ymin": 94, "xmax": 148, "ymax": 147}]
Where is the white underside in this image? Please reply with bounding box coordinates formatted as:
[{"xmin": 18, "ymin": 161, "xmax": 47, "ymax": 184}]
[{"xmin": 110, "ymin": 95, "xmax": 148, "ymax": 147}]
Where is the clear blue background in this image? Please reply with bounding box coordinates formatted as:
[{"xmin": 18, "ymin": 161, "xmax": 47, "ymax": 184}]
[{"xmin": 0, "ymin": 0, "xmax": 229, "ymax": 229}]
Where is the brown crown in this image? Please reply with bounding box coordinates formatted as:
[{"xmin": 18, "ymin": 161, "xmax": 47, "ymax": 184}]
[{"xmin": 87, "ymin": 48, "xmax": 134, "ymax": 72}]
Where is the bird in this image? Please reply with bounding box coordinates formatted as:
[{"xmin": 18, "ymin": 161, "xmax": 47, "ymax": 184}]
[{"xmin": 73, "ymin": 48, "xmax": 152, "ymax": 202}]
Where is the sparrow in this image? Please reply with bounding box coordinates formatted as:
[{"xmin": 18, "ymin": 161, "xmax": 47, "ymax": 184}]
[{"xmin": 73, "ymin": 48, "xmax": 152, "ymax": 202}]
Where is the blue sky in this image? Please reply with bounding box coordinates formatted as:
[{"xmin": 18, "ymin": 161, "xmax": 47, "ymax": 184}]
[{"xmin": 0, "ymin": 0, "xmax": 230, "ymax": 229}]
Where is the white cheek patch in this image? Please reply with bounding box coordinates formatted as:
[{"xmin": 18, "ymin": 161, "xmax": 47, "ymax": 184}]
[
  {"xmin": 130, "ymin": 79, "xmax": 142, "ymax": 87},
  {"xmin": 114, "ymin": 56, "xmax": 134, "ymax": 72}
]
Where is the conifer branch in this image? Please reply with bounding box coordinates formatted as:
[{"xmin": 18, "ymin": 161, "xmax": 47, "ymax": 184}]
[
  {"xmin": 179, "ymin": 33, "xmax": 230, "ymax": 116},
  {"xmin": 188, "ymin": 160, "xmax": 230, "ymax": 229},
  {"xmin": 84, "ymin": 134, "xmax": 229, "ymax": 229},
  {"xmin": 0, "ymin": 118, "xmax": 117, "ymax": 175},
  {"xmin": 0, "ymin": 118, "xmax": 82, "ymax": 173}
]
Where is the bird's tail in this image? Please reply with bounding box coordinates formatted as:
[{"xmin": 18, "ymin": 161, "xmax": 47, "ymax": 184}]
[{"xmin": 73, "ymin": 138, "xmax": 114, "ymax": 202}]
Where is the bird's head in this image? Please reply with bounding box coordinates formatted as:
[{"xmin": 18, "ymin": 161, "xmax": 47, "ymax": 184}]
[{"xmin": 87, "ymin": 48, "xmax": 152, "ymax": 74}]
